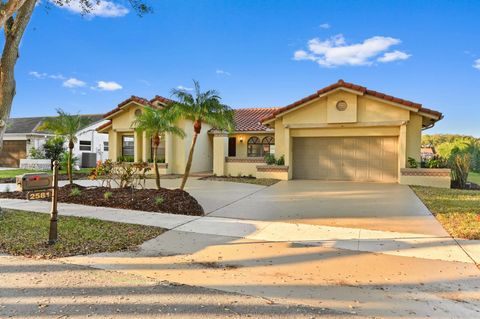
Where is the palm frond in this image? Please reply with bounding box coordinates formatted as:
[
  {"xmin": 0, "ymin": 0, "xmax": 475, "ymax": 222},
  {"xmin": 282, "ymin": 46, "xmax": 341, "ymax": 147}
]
[
  {"xmin": 169, "ymin": 80, "xmax": 234, "ymax": 131},
  {"xmin": 38, "ymin": 108, "xmax": 88, "ymax": 142},
  {"xmin": 131, "ymin": 106, "xmax": 185, "ymax": 139}
]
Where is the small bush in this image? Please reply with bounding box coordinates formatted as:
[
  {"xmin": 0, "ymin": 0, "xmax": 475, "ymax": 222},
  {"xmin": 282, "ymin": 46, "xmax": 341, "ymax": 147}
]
[
  {"xmin": 155, "ymin": 196, "xmax": 164, "ymax": 205},
  {"xmin": 147, "ymin": 158, "xmax": 165, "ymax": 163},
  {"xmin": 60, "ymin": 151, "xmax": 79, "ymax": 171},
  {"xmin": 4, "ymin": 186, "xmax": 10, "ymax": 193},
  {"xmin": 70, "ymin": 188, "xmax": 81, "ymax": 197},
  {"xmin": 422, "ymin": 158, "xmax": 448, "ymax": 169},
  {"xmin": 276, "ymin": 155, "xmax": 285, "ymax": 166},
  {"xmin": 117, "ymin": 155, "xmax": 135, "ymax": 163},
  {"xmin": 264, "ymin": 153, "xmax": 276, "ymax": 165},
  {"xmin": 28, "ymin": 147, "xmax": 46, "ymax": 159},
  {"xmin": 407, "ymin": 157, "xmax": 418, "ymax": 168},
  {"xmin": 103, "ymin": 191, "xmax": 113, "ymax": 200}
]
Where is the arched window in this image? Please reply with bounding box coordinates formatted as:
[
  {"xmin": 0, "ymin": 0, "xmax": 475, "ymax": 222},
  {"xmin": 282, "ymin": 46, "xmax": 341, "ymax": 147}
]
[
  {"xmin": 262, "ymin": 136, "xmax": 275, "ymax": 155},
  {"xmin": 247, "ymin": 137, "xmax": 262, "ymax": 157}
]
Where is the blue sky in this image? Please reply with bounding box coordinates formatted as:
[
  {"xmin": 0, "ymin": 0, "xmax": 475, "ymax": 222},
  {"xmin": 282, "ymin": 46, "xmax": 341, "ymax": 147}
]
[{"xmin": 12, "ymin": 0, "xmax": 480, "ymax": 136}]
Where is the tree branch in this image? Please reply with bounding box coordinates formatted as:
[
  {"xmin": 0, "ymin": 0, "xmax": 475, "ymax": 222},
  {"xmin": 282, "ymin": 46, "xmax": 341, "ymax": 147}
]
[{"xmin": 0, "ymin": 0, "xmax": 27, "ymax": 30}]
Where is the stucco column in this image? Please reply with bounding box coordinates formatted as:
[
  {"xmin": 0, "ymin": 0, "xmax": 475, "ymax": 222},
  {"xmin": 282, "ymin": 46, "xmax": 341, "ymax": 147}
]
[
  {"xmin": 134, "ymin": 130, "xmax": 143, "ymax": 162},
  {"xmin": 213, "ymin": 133, "xmax": 228, "ymax": 176},
  {"xmin": 109, "ymin": 130, "xmax": 117, "ymax": 161},
  {"xmin": 398, "ymin": 123, "xmax": 407, "ymax": 179},
  {"xmin": 284, "ymin": 127, "xmax": 292, "ymax": 179},
  {"xmin": 165, "ymin": 132, "xmax": 174, "ymax": 174},
  {"xmin": 142, "ymin": 131, "xmax": 151, "ymax": 162}
]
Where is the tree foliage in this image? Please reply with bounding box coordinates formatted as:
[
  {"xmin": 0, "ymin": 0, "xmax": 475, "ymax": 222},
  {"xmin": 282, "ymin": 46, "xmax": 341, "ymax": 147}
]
[
  {"xmin": 38, "ymin": 109, "xmax": 88, "ymax": 184},
  {"xmin": 424, "ymin": 134, "xmax": 480, "ymax": 173},
  {"xmin": 44, "ymin": 136, "xmax": 66, "ymax": 165},
  {"xmin": 131, "ymin": 106, "xmax": 185, "ymax": 189},
  {"xmin": 170, "ymin": 80, "xmax": 235, "ymax": 190},
  {"xmin": 0, "ymin": 0, "xmax": 151, "ymax": 151}
]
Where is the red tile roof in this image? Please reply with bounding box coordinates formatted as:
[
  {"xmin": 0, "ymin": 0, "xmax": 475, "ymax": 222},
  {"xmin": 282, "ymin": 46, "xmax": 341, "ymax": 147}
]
[
  {"xmin": 150, "ymin": 95, "xmax": 175, "ymax": 105},
  {"xmin": 97, "ymin": 120, "xmax": 112, "ymax": 132},
  {"xmin": 261, "ymin": 79, "xmax": 443, "ymax": 122},
  {"xmin": 232, "ymin": 108, "xmax": 278, "ymax": 132},
  {"xmin": 100, "ymin": 95, "xmax": 278, "ymax": 132},
  {"xmin": 103, "ymin": 95, "xmax": 154, "ymax": 119}
]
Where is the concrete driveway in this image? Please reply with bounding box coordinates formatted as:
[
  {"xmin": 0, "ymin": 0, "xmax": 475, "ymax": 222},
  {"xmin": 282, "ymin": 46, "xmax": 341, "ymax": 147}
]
[
  {"xmin": 2, "ymin": 178, "xmax": 479, "ymax": 317},
  {"xmin": 210, "ymin": 180, "xmax": 449, "ymax": 236}
]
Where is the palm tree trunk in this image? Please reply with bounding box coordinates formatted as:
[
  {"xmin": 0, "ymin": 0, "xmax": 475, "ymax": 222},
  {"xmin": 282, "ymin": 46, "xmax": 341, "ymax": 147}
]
[
  {"xmin": 180, "ymin": 131, "xmax": 198, "ymax": 190},
  {"xmin": 153, "ymin": 134, "xmax": 161, "ymax": 189},
  {"xmin": 153, "ymin": 149, "xmax": 160, "ymax": 189},
  {"xmin": 68, "ymin": 140, "xmax": 74, "ymax": 185}
]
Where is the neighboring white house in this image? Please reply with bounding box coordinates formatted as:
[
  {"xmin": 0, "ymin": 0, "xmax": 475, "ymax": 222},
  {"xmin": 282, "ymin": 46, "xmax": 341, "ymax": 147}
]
[
  {"xmin": 72, "ymin": 119, "xmax": 110, "ymax": 167},
  {"xmin": 0, "ymin": 114, "xmax": 106, "ymax": 168}
]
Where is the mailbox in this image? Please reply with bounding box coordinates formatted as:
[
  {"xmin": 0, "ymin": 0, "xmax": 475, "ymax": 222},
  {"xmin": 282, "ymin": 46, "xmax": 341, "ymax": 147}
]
[{"xmin": 16, "ymin": 173, "xmax": 52, "ymax": 192}]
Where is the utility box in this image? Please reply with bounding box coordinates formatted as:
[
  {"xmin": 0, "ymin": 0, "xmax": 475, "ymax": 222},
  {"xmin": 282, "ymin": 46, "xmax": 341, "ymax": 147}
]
[
  {"xmin": 16, "ymin": 173, "xmax": 52, "ymax": 192},
  {"xmin": 81, "ymin": 152, "xmax": 97, "ymax": 168}
]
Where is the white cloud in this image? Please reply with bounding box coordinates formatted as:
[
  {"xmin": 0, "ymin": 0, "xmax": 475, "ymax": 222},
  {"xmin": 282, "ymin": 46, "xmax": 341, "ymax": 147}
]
[
  {"xmin": 293, "ymin": 34, "xmax": 407, "ymax": 67},
  {"xmin": 52, "ymin": 0, "xmax": 129, "ymax": 18},
  {"xmin": 29, "ymin": 71, "xmax": 67, "ymax": 80},
  {"xmin": 29, "ymin": 71, "xmax": 47, "ymax": 79},
  {"xmin": 96, "ymin": 81, "xmax": 122, "ymax": 91},
  {"xmin": 49, "ymin": 74, "xmax": 66, "ymax": 80},
  {"xmin": 177, "ymin": 85, "xmax": 193, "ymax": 91},
  {"xmin": 378, "ymin": 50, "xmax": 411, "ymax": 63},
  {"xmin": 319, "ymin": 23, "xmax": 331, "ymax": 29},
  {"xmin": 216, "ymin": 69, "xmax": 231, "ymax": 76},
  {"xmin": 474, "ymin": 59, "xmax": 480, "ymax": 70},
  {"xmin": 63, "ymin": 78, "xmax": 86, "ymax": 88}
]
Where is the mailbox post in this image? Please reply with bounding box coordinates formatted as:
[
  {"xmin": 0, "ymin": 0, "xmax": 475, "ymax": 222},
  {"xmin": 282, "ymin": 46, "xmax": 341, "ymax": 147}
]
[
  {"xmin": 16, "ymin": 160, "xmax": 59, "ymax": 244},
  {"xmin": 48, "ymin": 160, "xmax": 59, "ymax": 244}
]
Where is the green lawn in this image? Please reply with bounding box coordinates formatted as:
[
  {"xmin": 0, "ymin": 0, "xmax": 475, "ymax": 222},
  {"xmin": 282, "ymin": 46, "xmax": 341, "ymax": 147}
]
[
  {"xmin": 0, "ymin": 168, "xmax": 92, "ymax": 179},
  {"xmin": 0, "ymin": 169, "xmax": 46, "ymax": 179},
  {"xmin": 468, "ymin": 172, "xmax": 480, "ymax": 185},
  {"xmin": 412, "ymin": 186, "xmax": 480, "ymax": 239},
  {"xmin": 0, "ymin": 209, "xmax": 164, "ymax": 258}
]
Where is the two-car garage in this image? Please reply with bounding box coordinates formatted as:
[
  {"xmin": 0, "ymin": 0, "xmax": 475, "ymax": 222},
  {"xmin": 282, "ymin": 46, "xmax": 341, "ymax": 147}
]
[{"xmin": 292, "ymin": 136, "xmax": 398, "ymax": 183}]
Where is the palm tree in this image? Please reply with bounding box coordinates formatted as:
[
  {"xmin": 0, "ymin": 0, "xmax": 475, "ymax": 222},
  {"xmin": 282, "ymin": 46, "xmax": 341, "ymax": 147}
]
[
  {"xmin": 171, "ymin": 80, "xmax": 234, "ymax": 190},
  {"xmin": 132, "ymin": 106, "xmax": 185, "ymax": 189},
  {"xmin": 39, "ymin": 109, "xmax": 88, "ymax": 185}
]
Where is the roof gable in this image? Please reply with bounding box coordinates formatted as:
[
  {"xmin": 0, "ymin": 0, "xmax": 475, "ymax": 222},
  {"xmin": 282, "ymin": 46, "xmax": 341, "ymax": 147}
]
[{"xmin": 261, "ymin": 79, "xmax": 443, "ymax": 123}]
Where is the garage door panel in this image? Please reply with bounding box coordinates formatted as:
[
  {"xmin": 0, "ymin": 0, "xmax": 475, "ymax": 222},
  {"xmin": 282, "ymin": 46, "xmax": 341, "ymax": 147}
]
[
  {"xmin": 293, "ymin": 136, "xmax": 398, "ymax": 182},
  {"xmin": 0, "ymin": 140, "xmax": 27, "ymax": 167}
]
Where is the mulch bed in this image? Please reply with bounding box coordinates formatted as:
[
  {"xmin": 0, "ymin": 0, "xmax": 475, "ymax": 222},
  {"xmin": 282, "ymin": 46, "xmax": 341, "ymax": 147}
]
[
  {"xmin": 452, "ymin": 181, "xmax": 480, "ymax": 190},
  {"xmin": 0, "ymin": 184, "xmax": 204, "ymax": 216}
]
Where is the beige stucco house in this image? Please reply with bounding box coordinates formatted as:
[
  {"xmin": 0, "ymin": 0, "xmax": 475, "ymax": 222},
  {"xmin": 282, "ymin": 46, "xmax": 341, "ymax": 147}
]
[{"xmin": 98, "ymin": 80, "xmax": 449, "ymax": 187}]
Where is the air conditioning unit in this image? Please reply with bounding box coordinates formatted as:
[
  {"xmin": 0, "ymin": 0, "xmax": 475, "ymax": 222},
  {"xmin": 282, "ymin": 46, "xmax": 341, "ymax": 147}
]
[{"xmin": 81, "ymin": 152, "xmax": 97, "ymax": 168}]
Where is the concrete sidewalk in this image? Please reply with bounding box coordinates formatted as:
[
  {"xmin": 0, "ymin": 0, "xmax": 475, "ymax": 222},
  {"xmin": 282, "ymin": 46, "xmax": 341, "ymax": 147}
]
[
  {"xmin": 1, "ymin": 198, "xmax": 478, "ymax": 264},
  {"xmin": 2, "ymin": 198, "xmax": 480, "ymax": 318}
]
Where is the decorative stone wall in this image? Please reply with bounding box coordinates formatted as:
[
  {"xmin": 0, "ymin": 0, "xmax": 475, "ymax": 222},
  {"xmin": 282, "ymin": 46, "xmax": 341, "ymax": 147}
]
[
  {"xmin": 19, "ymin": 159, "xmax": 51, "ymax": 171},
  {"xmin": 399, "ymin": 168, "xmax": 451, "ymax": 188},
  {"xmin": 256, "ymin": 165, "xmax": 289, "ymax": 180},
  {"xmin": 225, "ymin": 157, "xmax": 265, "ymax": 163}
]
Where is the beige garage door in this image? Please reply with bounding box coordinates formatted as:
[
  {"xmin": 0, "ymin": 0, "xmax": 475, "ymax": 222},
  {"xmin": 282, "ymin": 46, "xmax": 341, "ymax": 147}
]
[
  {"xmin": 292, "ymin": 136, "xmax": 398, "ymax": 182},
  {"xmin": 0, "ymin": 140, "xmax": 27, "ymax": 167}
]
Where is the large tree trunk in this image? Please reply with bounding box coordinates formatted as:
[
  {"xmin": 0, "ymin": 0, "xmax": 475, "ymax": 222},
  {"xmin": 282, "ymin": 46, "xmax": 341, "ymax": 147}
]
[
  {"xmin": 152, "ymin": 133, "xmax": 160, "ymax": 189},
  {"xmin": 0, "ymin": 0, "xmax": 36, "ymax": 149},
  {"xmin": 68, "ymin": 140, "xmax": 74, "ymax": 185},
  {"xmin": 180, "ymin": 120, "xmax": 201, "ymax": 190}
]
